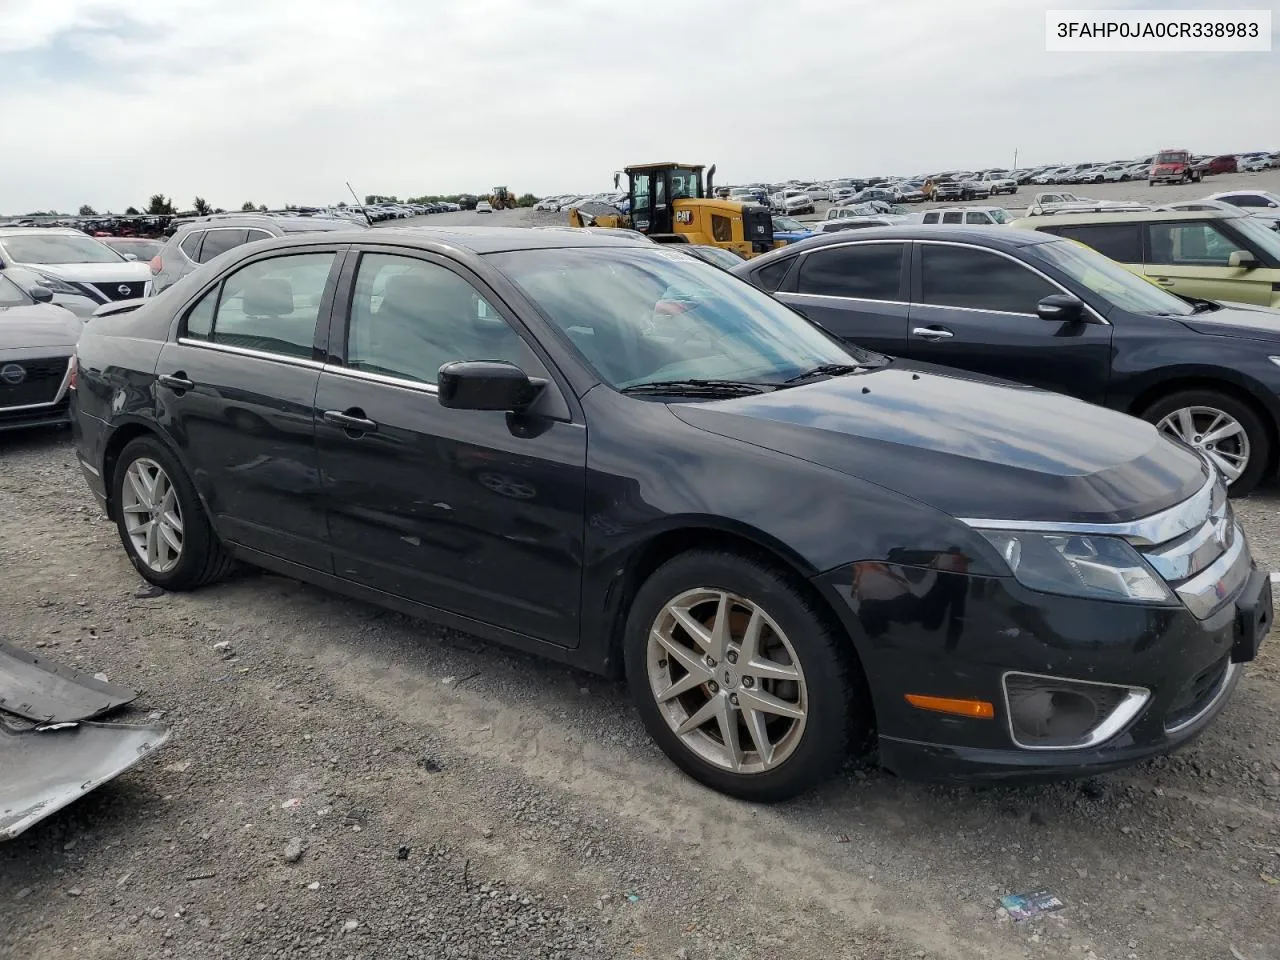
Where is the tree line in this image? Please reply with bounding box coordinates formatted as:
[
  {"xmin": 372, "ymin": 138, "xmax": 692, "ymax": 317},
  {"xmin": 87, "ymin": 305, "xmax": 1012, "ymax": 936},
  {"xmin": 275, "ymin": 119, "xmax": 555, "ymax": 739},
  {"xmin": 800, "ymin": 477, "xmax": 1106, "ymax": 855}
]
[{"xmin": 25, "ymin": 191, "xmax": 543, "ymax": 219}]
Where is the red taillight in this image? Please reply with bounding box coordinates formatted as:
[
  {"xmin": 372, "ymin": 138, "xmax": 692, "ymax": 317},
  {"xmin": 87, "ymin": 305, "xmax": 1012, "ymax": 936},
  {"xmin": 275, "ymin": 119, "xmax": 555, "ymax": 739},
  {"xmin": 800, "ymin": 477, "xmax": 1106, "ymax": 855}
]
[
  {"xmin": 149, "ymin": 255, "xmax": 163, "ymax": 275},
  {"xmin": 68, "ymin": 355, "xmax": 78, "ymax": 391}
]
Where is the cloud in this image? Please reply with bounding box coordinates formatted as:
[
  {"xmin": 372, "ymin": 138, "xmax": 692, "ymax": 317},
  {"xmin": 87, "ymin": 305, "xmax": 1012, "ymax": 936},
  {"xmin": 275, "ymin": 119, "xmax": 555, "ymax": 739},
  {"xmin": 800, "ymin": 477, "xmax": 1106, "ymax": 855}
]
[{"xmin": 1, "ymin": 0, "xmax": 1276, "ymax": 212}]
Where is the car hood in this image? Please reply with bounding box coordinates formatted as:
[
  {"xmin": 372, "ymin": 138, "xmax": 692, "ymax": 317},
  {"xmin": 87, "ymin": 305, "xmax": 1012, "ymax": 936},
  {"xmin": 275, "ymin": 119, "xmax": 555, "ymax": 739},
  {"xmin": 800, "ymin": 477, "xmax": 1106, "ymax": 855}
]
[
  {"xmin": 0, "ymin": 303, "xmax": 81, "ymax": 348},
  {"xmin": 1179, "ymin": 302, "xmax": 1280, "ymax": 341},
  {"xmin": 670, "ymin": 363, "xmax": 1207, "ymax": 524},
  {"xmin": 23, "ymin": 261, "xmax": 152, "ymax": 283}
]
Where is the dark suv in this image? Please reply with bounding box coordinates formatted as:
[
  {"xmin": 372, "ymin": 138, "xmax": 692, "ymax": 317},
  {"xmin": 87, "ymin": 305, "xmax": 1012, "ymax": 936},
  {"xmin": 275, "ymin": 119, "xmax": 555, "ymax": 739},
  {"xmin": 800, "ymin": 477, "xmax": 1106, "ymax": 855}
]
[{"xmin": 733, "ymin": 225, "xmax": 1280, "ymax": 495}]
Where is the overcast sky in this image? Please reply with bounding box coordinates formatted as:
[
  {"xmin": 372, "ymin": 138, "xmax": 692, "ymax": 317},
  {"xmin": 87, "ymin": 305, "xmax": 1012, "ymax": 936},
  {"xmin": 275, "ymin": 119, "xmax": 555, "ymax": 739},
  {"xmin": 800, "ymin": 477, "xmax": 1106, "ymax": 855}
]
[{"xmin": 3, "ymin": 0, "xmax": 1277, "ymax": 213}]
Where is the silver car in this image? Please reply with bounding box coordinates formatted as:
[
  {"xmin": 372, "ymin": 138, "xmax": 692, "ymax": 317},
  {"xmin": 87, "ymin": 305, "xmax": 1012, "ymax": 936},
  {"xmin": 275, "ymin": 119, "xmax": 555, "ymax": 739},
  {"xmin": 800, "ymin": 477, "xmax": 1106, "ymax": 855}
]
[
  {"xmin": 0, "ymin": 228, "xmax": 151, "ymax": 318},
  {"xmin": 0, "ymin": 273, "xmax": 80, "ymax": 432},
  {"xmin": 150, "ymin": 215, "xmax": 364, "ymax": 294}
]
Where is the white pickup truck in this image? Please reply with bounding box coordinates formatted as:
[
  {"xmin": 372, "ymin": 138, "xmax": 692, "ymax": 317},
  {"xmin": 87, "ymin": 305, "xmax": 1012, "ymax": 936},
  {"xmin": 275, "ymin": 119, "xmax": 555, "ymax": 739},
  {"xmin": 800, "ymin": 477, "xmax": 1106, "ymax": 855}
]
[
  {"xmin": 1025, "ymin": 192, "xmax": 1150, "ymax": 216},
  {"xmin": 980, "ymin": 171, "xmax": 1019, "ymax": 196}
]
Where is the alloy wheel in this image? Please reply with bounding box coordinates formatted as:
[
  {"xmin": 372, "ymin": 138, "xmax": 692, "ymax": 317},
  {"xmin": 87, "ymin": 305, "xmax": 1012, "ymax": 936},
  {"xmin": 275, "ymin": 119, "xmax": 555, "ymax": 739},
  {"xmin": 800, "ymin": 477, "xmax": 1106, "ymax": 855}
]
[
  {"xmin": 121, "ymin": 457, "xmax": 184, "ymax": 573},
  {"xmin": 646, "ymin": 588, "xmax": 807, "ymax": 774},
  {"xmin": 1156, "ymin": 406, "xmax": 1251, "ymax": 484}
]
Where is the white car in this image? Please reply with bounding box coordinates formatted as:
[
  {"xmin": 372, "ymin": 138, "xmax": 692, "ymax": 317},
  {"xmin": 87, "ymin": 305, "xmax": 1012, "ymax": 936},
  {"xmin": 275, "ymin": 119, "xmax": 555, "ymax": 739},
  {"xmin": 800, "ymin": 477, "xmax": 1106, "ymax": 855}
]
[
  {"xmin": 475, "ymin": 201, "xmax": 494, "ymax": 213},
  {"xmin": 1025, "ymin": 192, "xmax": 1150, "ymax": 216},
  {"xmin": 921, "ymin": 206, "xmax": 1014, "ymax": 225},
  {"xmin": 771, "ymin": 190, "xmax": 815, "ymax": 215},
  {"xmin": 980, "ymin": 171, "xmax": 1018, "ymax": 195},
  {"xmin": 814, "ymin": 214, "xmax": 916, "ymax": 233},
  {"xmin": 0, "ymin": 227, "xmax": 151, "ymax": 318},
  {"xmin": 1238, "ymin": 155, "xmax": 1271, "ymax": 172},
  {"xmin": 804, "ymin": 185, "xmax": 831, "ymax": 201},
  {"xmin": 1206, "ymin": 190, "xmax": 1280, "ymax": 225}
]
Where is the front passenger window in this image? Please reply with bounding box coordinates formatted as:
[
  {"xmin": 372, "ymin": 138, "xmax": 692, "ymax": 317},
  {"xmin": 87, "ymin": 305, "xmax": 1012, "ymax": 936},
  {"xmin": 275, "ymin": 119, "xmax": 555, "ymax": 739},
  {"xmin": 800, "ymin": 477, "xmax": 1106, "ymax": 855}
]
[
  {"xmin": 919, "ymin": 245, "xmax": 1057, "ymax": 314},
  {"xmin": 345, "ymin": 254, "xmax": 541, "ymax": 385}
]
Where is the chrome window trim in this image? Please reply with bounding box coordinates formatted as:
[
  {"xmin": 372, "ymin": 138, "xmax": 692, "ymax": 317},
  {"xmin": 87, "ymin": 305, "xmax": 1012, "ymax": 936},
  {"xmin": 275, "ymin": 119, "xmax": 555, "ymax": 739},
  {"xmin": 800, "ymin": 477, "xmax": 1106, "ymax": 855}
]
[
  {"xmin": 785, "ymin": 291, "xmax": 911, "ymax": 308},
  {"xmin": 175, "ymin": 337, "xmax": 323, "ymax": 369},
  {"xmin": 0, "ymin": 357, "xmax": 74, "ymax": 412},
  {"xmin": 320, "ymin": 362, "xmax": 440, "ymax": 395},
  {"xmin": 1164, "ymin": 660, "xmax": 1239, "ymax": 734},
  {"xmin": 1000, "ymin": 670, "xmax": 1151, "ymax": 752},
  {"xmin": 915, "ymin": 239, "xmax": 1111, "ymax": 325},
  {"xmin": 959, "ymin": 470, "xmax": 1217, "ymax": 547}
]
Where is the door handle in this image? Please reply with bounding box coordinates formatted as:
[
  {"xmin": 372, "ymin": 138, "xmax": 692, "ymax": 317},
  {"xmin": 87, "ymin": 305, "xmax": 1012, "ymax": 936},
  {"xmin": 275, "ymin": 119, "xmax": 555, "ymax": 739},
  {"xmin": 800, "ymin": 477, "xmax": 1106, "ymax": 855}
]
[
  {"xmin": 157, "ymin": 373, "xmax": 195, "ymax": 391},
  {"xmin": 1153, "ymin": 277, "xmax": 1175, "ymax": 285},
  {"xmin": 910, "ymin": 326, "xmax": 954, "ymax": 340},
  {"xmin": 323, "ymin": 409, "xmax": 378, "ymax": 433}
]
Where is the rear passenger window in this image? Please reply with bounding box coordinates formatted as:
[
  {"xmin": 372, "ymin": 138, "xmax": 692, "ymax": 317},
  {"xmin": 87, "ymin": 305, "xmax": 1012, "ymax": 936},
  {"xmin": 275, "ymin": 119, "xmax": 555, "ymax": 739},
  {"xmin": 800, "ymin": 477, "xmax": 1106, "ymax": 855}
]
[
  {"xmin": 751, "ymin": 257, "xmax": 793, "ymax": 292},
  {"xmin": 796, "ymin": 243, "xmax": 905, "ymax": 300},
  {"xmin": 179, "ymin": 232, "xmax": 203, "ymax": 261},
  {"xmin": 186, "ymin": 253, "xmax": 336, "ymax": 359},
  {"xmin": 197, "ymin": 229, "xmax": 250, "ymax": 264},
  {"xmin": 942, "ymin": 212, "xmax": 963, "ymax": 224},
  {"xmin": 1047, "ymin": 223, "xmax": 1141, "ymax": 263},
  {"xmin": 920, "ymin": 245, "xmax": 1057, "ymax": 314}
]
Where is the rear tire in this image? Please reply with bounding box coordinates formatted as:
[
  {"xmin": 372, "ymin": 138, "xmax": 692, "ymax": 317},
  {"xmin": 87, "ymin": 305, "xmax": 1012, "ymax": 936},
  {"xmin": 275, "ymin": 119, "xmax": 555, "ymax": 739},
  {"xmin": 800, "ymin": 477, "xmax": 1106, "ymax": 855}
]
[
  {"xmin": 1142, "ymin": 390, "xmax": 1271, "ymax": 497},
  {"xmin": 112, "ymin": 436, "xmax": 235, "ymax": 589},
  {"xmin": 624, "ymin": 549, "xmax": 869, "ymax": 801}
]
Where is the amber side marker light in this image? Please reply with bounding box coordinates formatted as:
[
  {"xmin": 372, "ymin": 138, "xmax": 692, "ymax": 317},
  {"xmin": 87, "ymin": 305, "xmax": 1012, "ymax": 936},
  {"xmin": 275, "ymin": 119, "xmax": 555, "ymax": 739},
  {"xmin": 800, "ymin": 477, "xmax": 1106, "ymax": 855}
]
[{"xmin": 905, "ymin": 694, "xmax": 995, "ymax": 719}]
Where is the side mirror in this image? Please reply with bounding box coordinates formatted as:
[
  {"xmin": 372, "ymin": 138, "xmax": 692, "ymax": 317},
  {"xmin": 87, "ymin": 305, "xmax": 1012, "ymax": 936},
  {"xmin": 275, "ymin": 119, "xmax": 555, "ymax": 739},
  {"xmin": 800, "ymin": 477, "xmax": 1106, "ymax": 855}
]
[
  {"xmin": 1036, "ymin": 293, "xmax": 1085, "ymax": 323},
  {"xmin": 438, "ymin": 360, "xmax": 542, "ymax": 412},
  {"xmin": 1229, "ymin": 250, "xmax": 1259, "ymax": 270},
  {"xmin": 30, "ymin": 286, "xmax": 54, "ymax": 304}
]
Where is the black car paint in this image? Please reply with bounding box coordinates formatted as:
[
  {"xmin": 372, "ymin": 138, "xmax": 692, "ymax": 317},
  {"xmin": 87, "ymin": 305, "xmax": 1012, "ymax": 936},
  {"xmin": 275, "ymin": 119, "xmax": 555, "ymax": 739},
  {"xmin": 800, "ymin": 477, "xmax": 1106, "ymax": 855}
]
[
  {"xmin": 733, "ymin": 226, "xmax": 1280, "ymax": 451},
  {"xmin": 71, "ymin": 228, "xmax": 1257, "ymax": 783}
]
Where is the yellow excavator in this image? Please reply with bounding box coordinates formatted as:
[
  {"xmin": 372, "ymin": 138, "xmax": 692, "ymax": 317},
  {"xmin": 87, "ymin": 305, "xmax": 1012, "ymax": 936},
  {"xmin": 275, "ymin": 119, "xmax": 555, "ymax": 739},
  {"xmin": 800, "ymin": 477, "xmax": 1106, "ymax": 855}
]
[
  {"xmin": 489, "ymin": 187, "xmax": 517, "ymax": 211},
  {"xmin": 568, "ymin": 162, "xmax": 779, "ymax": 258}
]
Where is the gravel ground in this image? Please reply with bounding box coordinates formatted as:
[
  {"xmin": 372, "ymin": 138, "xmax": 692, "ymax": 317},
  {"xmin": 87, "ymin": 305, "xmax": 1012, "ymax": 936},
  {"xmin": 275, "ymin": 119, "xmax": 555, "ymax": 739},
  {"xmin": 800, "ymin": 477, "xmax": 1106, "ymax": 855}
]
[{"xmin": 2, "ymin": 429, "xmax": 1279, "ymax": 960}]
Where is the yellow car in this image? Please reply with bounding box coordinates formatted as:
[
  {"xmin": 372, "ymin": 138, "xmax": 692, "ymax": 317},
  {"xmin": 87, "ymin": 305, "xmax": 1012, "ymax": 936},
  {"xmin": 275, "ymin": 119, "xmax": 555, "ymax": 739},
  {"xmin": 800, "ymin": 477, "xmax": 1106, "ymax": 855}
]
[{"xmin": 1009, "ymin": 209, "xmax": 1280, "ymax": 308}]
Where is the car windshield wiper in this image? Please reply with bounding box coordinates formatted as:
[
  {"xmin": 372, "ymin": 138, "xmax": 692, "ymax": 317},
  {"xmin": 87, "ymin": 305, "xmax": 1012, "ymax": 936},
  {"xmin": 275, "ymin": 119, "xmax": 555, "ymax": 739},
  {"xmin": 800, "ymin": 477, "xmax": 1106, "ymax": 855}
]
[
  {"xmin": 1190, "ymin": 299, "xmax": 1221, "ymax": 314},
  {"xmin": 619, "ymin": 379, "xmax": 767, "ymax": 397},
  {"xmin": 782, "ymin": 363, "xmax": 864, "ymax": 384}
]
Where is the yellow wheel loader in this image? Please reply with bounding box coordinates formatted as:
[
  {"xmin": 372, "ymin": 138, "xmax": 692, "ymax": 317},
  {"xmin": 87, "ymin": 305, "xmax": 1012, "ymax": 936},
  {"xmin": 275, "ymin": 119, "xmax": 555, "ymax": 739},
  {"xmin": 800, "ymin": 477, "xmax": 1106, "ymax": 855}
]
[
  {"xmin": 568, "ymin": 162, "xmax": 779, "ymax": 258},
  {"xmin": 489, "ymin": 187, "xmax": 517, "ymax": 211}
]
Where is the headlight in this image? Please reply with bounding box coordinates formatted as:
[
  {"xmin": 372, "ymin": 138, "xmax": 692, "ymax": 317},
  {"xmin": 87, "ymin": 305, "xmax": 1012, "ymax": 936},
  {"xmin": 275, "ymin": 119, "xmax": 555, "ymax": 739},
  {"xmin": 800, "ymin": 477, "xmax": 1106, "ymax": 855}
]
[
  {"xmin": 976, "ymin": 530, "xmax": 1174, "ymax": 605},
  {"xmin": 31, "ymin": 273, "xmax": 82, "ymax": 296}
]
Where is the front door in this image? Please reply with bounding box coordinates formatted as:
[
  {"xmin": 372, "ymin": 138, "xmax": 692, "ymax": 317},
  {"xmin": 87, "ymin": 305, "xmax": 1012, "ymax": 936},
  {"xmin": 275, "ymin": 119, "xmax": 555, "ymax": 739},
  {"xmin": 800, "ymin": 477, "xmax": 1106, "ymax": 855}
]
[
  {"xmin": 1143, "ymin": 220, "xmax": 1275, "ymax": 306},
  {"xmin": 153, "ymin": 248, "xmax": 341, "ymax": 567},
  {"xmin": 313, "ymin": 249, "xmax": 586, "ymax": 646},
  {"xmin": 903, "ymin": 241, "xmax": 1114, "ymax": 403}
]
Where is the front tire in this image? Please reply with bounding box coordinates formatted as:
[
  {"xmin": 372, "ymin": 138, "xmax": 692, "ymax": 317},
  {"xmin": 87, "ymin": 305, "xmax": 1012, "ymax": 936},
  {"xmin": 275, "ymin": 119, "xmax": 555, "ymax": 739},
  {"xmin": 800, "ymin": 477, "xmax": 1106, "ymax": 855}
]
[
  {"xmin": 112, "ymin": 436, "xmax": 234, "ymax": 589},
  {"xmin": 1142, "ymin": 390, "xmax": 1271, "ymax": 496},
  {"xmin": 624, "ymin": 549, "xmax": 868, "ymax": 801}
]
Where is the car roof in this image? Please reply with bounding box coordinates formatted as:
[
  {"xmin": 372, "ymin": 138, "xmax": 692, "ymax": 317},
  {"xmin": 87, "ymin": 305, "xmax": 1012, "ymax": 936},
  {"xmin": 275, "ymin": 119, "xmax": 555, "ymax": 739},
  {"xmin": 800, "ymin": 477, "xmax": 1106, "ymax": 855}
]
[
  {"xmin": 255, "ymin": 226, "xmax": 664, "ymax": 254},
  {"xmin": 1012, "ymin": 209, "xmax": 1247, "ymax": 226},
  {"xmin": 745, "ymin": 225, "xmax": 1056, "ymax": 259},
  {"xmin": 0, "ymin": 226, "xmax": 89, "ymax": 237}
]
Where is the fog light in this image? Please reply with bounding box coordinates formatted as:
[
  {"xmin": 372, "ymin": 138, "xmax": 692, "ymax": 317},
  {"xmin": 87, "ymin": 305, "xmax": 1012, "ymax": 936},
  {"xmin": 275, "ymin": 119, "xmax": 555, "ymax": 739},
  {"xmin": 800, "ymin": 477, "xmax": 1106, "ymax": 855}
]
[{"xmin": 1003, "ymin": 673, "xmax": 1149, "ymax": 750}]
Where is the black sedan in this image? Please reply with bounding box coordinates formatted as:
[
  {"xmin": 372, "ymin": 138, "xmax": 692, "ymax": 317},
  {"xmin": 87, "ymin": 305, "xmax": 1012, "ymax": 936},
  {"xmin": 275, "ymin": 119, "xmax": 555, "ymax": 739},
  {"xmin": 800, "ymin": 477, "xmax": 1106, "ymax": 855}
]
[
  {"xmin": 70, "ymin": 227, "xmax": 1269, "ymax": 799},
  {"xmin": 733, "ymin": 226, "xmax": 1280, "ymax": 496}
]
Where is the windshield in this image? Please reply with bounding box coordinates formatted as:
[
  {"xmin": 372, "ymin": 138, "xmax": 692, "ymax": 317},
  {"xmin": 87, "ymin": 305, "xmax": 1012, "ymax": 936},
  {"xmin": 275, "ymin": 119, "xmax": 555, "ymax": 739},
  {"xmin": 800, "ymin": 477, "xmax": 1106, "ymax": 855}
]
[
  {"xmin": 773, "ymin": 217, "xmax": 806, "ymax": 231},
  {"xmin": 0, "ymin": 233, "xmax": 124, "ymax": 264},
  {"xmin": 491, "ymin": 247, "xmax": 860, "ymax": 390},
  {"xmin": 1156, "ymin": 152, "xmax": 1186, "ymax": 164},
  {"xmin": 988, "ymin": 209, "xmax": 1013, "ymax": 224},
  {"xmin": 1232, "ymin": 216, "xmax": 1280, "ymax": 259},
  {"xmin": 104, "ymin": 238, "xmax": 164, "ymax": 259},
  {"xmin": 1032, "ymin": 238, "xmax": 1194, "ymax": 317}
]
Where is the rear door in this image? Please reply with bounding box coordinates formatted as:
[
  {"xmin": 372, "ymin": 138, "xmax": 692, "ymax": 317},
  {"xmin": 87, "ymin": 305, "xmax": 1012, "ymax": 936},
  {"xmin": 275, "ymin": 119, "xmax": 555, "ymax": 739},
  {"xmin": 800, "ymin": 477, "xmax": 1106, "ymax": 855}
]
[
  {"xmin": 153, "ymin": 246, "xmax": 344, "ymax": 567},
  {"xmin": 773, "ymin": 240, "xmax": 909, "ymax": 355},
  {"xmin": 1143, "ymin": 219, "xmax": 1274, "ymax": 305},
  {"xmin": 903, "ymin": 241, "xmax": 1113, "ymax": 403}
]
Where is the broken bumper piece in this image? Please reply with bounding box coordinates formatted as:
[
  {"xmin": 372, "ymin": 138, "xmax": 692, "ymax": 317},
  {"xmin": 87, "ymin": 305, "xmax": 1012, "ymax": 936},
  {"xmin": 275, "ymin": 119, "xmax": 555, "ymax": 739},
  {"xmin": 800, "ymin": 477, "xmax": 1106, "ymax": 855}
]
[
  {"xmin": 0, "ymin": 721, "xmax": 170, "ymax": 840},
  {"xmin": 0, "ymin": 638, "xmax": 138, "ymax": 723}
]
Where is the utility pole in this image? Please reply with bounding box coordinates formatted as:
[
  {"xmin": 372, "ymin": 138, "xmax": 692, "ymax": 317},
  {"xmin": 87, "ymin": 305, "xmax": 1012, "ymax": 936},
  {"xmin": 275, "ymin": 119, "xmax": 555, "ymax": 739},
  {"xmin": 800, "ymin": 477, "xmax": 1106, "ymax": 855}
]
[{"xmin": 1013, "ymin": 148, "xmax": 1019, "ymax": 171}]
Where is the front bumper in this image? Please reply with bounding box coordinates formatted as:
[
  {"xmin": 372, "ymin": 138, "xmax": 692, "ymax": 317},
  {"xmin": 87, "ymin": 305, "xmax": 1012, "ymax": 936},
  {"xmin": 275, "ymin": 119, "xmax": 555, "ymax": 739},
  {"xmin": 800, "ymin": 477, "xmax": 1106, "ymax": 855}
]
[{"xmin": 813, "ymin": 559, "xmax": 1269, "ymax": 783}]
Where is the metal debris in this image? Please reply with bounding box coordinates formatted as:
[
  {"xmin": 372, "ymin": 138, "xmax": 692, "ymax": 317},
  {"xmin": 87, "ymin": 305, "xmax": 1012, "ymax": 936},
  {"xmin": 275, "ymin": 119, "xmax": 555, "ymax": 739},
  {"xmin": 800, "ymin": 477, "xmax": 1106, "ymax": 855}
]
[
  {"xmin": 1, "ymin": 721, "xmax": 170, "ymax": 840},
  {"xmin": 0, "ymin": 639, "xmax": 137, "ymax": 723}
]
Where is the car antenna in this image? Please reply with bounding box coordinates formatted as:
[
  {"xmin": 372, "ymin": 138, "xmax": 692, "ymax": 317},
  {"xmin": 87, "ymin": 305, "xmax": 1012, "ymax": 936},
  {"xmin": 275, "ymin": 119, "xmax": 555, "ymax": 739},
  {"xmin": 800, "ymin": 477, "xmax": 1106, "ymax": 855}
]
[{"xmin": 346, "ymin": 181, "xmax": 373, "ymax": 226}]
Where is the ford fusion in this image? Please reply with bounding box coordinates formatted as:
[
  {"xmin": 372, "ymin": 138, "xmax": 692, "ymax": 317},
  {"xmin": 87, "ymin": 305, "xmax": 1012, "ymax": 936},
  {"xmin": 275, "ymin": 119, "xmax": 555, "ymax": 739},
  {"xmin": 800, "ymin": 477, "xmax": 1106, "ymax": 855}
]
[{"xmin": 70, "ymin": 228, "xmax": 1270, "ymax": 800}]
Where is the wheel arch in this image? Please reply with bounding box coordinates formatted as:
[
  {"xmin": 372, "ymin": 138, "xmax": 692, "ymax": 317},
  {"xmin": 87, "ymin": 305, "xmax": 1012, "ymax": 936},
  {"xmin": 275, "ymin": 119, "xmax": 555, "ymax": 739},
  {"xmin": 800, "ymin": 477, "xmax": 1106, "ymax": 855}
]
[
  {"xmin": 595, "ymin": 520, "xmax": 863, "ymax": 683},
  {"xmin": 1128, "ymin": 373, "xmax": 1280, "ymax": 472},
  {"xmin": 101, "ymin": 418, "xmax": 208, "ymax": 521}
]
